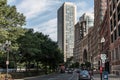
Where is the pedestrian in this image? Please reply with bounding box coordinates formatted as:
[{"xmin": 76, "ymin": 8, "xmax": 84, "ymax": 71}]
[{"xmin": 89, "ymin": 69, "xmax": 94, "ymax": 80}]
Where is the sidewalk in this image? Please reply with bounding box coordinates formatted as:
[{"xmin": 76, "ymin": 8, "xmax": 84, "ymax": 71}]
[
  {"xmin": 14, "ymin": 73, "xmax": 57, "ymax": 80},
  {"xmin": 93, "ymin": 73, "xmax": 120, "ymax": 80},
  {"xmin": 108, "ymin": 74, "xmax": 120, "ymax": 78}
]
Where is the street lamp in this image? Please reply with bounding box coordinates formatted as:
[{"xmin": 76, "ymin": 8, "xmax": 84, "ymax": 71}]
[
  {"xmin": 5, "ymin": 40, "xmax": 11, "ymax": 80},
  {"xmin": 100, "ymin": 37, "xmax": 105, "ymax": 80}
]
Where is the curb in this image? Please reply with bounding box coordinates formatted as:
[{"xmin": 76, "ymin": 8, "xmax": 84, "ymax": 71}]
[
  {"xmin": 14, "ymin": 79, "xmax": 24, "ymax": 80},
  {"xmin": 14, "ymin": 72, "xmax": 58, "ymax": 80}
]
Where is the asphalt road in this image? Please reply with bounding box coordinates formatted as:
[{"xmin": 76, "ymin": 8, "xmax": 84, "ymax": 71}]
[
  {"xmin": 24, "ymin": 72, "xmax": 77, "ymax": 80},
  {"xmin": 17, "ymin": 72, "xmax": 120, "ymax": 80}
]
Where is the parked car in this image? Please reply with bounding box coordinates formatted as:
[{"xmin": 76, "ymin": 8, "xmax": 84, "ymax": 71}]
[
  {"xmin": 78, "ymin": 70, "xmax": 91, "ymax": 80},
  {"xmin": 74, "ymin": 68, "xmax": 81, "ymax": 73},
  {"xmin": 67, "ymin": 68, "xmax": 73, "ymax": 74}
]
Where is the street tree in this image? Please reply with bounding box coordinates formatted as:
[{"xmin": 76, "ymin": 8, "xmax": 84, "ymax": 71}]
[{"xmin": 0, "ymin": 0, "xmax": 26, "ymax": 68}]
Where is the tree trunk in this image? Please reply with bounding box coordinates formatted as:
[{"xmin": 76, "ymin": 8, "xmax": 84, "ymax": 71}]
[
  {"xmin": 25, "ymin": 61, "xmax": 28, "ymax": 72},
  {"xmin": 36, "ymin": 61, "xmax": 39, "ymax": 72},
  {"xmin": 28, "ymin": 61, "xmax": 30, "ymax": 71}
]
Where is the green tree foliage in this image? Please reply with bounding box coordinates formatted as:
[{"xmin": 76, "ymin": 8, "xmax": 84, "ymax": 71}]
[
  {"xmin": 81, "ymin": 61, "xmax": 91, "ymax": 69},
  {"xmin": 0, "ymin": 0, "xmax": 26, "ymax": 42},
  {"xmin": 70, "ymin": 62, "xmax": 80, "ymax": 68},
  {"xmin": 65, "ymin": 56, "xmax": 74, "ymax": 68},
  {"xmin": 0, "ymin": 0, "xmax": 64, "ymax": 73},
  {"xmin": 0, "ymin": 0, "xmax": 25, "ymax": 28},
  {"xmin": 85, "ymin": 61, "xmax": 91, "ymax": 68},
  {"xmin": 17, "ymin": 29, "xmax": 63, "ymax": 72},
  {"xmin": 0, "ymin": 0, "xmax": 26, "ymax": 68}
]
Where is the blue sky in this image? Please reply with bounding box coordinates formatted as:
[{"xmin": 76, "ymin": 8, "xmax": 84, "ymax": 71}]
[{"xmin": 8, "ymin": 0, "xmax": 94, "ymax": 41}]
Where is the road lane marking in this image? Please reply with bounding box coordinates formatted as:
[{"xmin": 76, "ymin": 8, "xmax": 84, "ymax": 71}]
[
  {"xmin": 48, "ymin": 78, "xmax": 58, "ymax": 80},
  {"xmin": 68, "ymin": 72, "xmax": 75, "ymax": 80}
]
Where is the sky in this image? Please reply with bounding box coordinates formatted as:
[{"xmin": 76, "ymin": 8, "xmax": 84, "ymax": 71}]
[{"xmin": 7, "ymin": 0, "xmax": 94, "ymax": 41}]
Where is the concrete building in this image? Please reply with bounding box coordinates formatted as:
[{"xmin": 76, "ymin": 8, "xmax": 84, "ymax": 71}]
[
  {"xmin": 73, "ymin": 13, "xmax": 94, "ymax": 63},
  {"xmin": 57, "ymin": 2, "xmax": 76, "ymax": 62},
  {"xmin": 79, "ymin": 13, "xmax": 94, "ymax": 37},
  {"xmin": 74, "ymin": 22, "xmax": 81, "ymax": 62},
  {"xmin": 109, "ymin": 0, "xmax": 120, "ymax": 75},
  {"xmin": 93, "ymin": 0, "xmax": 107, "ymax": 69}
]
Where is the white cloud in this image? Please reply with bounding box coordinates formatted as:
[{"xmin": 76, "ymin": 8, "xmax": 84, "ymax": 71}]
[
  {"xmin": 17, "ymin": 0, "xmax": 49, "ymax": 19},
  {"xmin": 76, "ymin": 1, "xmax": 87, "ymax": 9},
  {"xmin": 7, "ymin": 0, "xmax": 15, "ymax": 5},
  {"xmin": 34, "ymin": 18, "xmax": 57, "ymax": 41},
  {"xmin": 8, "ymin": 0, "xmax": 94, "ymax": 41},
  {"xmin": 76, "ymin": 1, "xmax": 94, "ymax": 20},
  {"xmin": 16, "ymin": 0, "xmax": 55, "ymax": 20},
  {"xmin": 77, "ymin": 7, "xmax": 94, "ymax": 17}
]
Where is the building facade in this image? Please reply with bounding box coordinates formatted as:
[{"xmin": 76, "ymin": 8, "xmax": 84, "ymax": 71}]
[
  {"xmin": 73, "ymin": 13, "xmax": 94, "ymax": 63},
  {"xmin": 99, "ymin": 4, "xmax": 111, "ymax": 73},
  {"xmin": 109, "ymin": 0, "xmax": 120, "ymax": 75},
  {"xmin": 93, "ymin": 0, "xmax": 107, "ymax": 69},
  {"xmin": 74, "ymin": 22, "xmax": 81, "ymax": 62},
  {"xmin": 57, "ymin": 2, "xmax": 76, "ymax": 62},
  {"xmin": 79, "ymin": 13, "xmax": 94, "ymax": 37},
  {"xmin": 88, "ymin": 27, "xmax": 94, "ymax": 63}
]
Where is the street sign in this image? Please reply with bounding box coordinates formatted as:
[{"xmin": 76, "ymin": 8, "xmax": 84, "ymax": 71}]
[
  {"xmin": 6, "ymin": 61, "xmax": 9, "ymax": 65},
  {"xmin": 102, "ymin": 60, "xmax": 105, "ymax": 63},
  {"xmin": 101, "ymin": 54, "xmax": 106, "ymax": 60}
]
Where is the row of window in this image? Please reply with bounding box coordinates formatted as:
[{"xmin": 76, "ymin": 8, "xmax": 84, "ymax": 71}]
[
  {"xmin": 110, "ymin": 13, "xmax": 116, "ymax": 31},
  {"xmin": 111, "ymin": 24, "xmax": 120, "ymax": 43},
  {"xmin": 118, "ymin": 3, "xmax": 120, "ymax": 21},
  {"xmin": 110, "ymin": 6, "xmax": 120, "ymax": 32},
  {"xmin": 110, "ymin": 0, "xmax": 120, "ymax": 16},
  {"xmin": 110, "ymin": 2, "xmax": 120, "ymax": 43},
  {"xmin": 111, "ymin": 45, "xmax": 120, "ymax": 61}
]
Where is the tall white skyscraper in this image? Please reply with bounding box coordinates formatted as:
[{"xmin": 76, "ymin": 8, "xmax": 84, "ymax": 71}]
[{"xmin": 57, "ymin": 2, "xmax": 76, "ymax": 62}]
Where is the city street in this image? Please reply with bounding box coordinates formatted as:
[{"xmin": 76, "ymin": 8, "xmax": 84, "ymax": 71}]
[
  {"xmin": 24, "ymin": 73, "xmax": 74, "ymax": 80},
  {"xmin": 21, "ymin": 72, "xmax": 120, "ymax": 80},
  {"xmin": 1, "ymin": 0, "xmax": 120, "ymax": 80}
]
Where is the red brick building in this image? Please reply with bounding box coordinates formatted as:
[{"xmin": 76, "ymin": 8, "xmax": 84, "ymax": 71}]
[
  {"xmin": 93, "ymin": 0, "xmax": 107, "ymax": 70},
  {"xmin": 99, "ymin": 6, "xmax": 111, "ymax": 73},
  {"xmin": 109, "ymin": 0, "xmax": 120, "ymax": 75}
]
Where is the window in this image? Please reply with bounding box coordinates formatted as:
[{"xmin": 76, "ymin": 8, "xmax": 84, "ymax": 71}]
[
  {"xmin": 115, "ymin": 47, "xmax": 119, "ymax": 60},
  {"xmin": 119, "ymin": 45, "xmax": 120, "ymax": 60},
  {"xmin": 113, "ymin": 13, "xmax": 116, "ymax": 27},
  {"xmin": 117, "ymin": 3, "xmax": 120, "ymax": 21},
  {"xmin": 111, "ymin": 34, "xmax": 113, "ymax": 43},
  {"xmin": 110, "ymin": 19, "xmax": 113, "ymax": 31},
  {"xmin": 114, "ymin": 29, "xmax": 117, "ymax": 40},
  {"xmin": 118, "ymin": 14, "xmax": 120, "ymax": 21},
  {"xmin": 112, "ymin": 0, "xmax": 115, "ymax": 10},
  {"xmin": 110, "ymin": 4, "xmax": 112, "ymax": 16},
  {"xmin": 118, "ymin": 24, "xmax": 120, "ymax": 36},
  {"xmin": 111, "ymin": 50, "xmax": 114, "ymax": 60}
]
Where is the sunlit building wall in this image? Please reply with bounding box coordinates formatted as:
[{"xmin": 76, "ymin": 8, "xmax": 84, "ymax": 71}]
[
  {"xmin": 57, "ymin": 2, "xmax": 76, "ymax": 62},
  {"xmin": 109, "ymin": 0, "xmax": 120, "ymax": 75},
  {"xmin": 93, "ymin": 0, "xmax": 107, "ymax": 69},
  {"xmin": 73, "ymin": 13, "xmax": 94, "ymax": 63}
]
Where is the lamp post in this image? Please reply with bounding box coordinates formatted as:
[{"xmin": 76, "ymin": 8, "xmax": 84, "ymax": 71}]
[
  {"xmin": 100, "ymin": 37, "xmax": 105, "ymax": 80},
  {"xmin": 5, "ymin": 40, "xmax": 11, "ymax": 80}
]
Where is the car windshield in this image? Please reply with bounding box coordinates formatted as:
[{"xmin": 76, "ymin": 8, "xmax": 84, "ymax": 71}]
[{"xmin": 80, "ymin": 70, "xmax": 89, "ymax": 75}]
